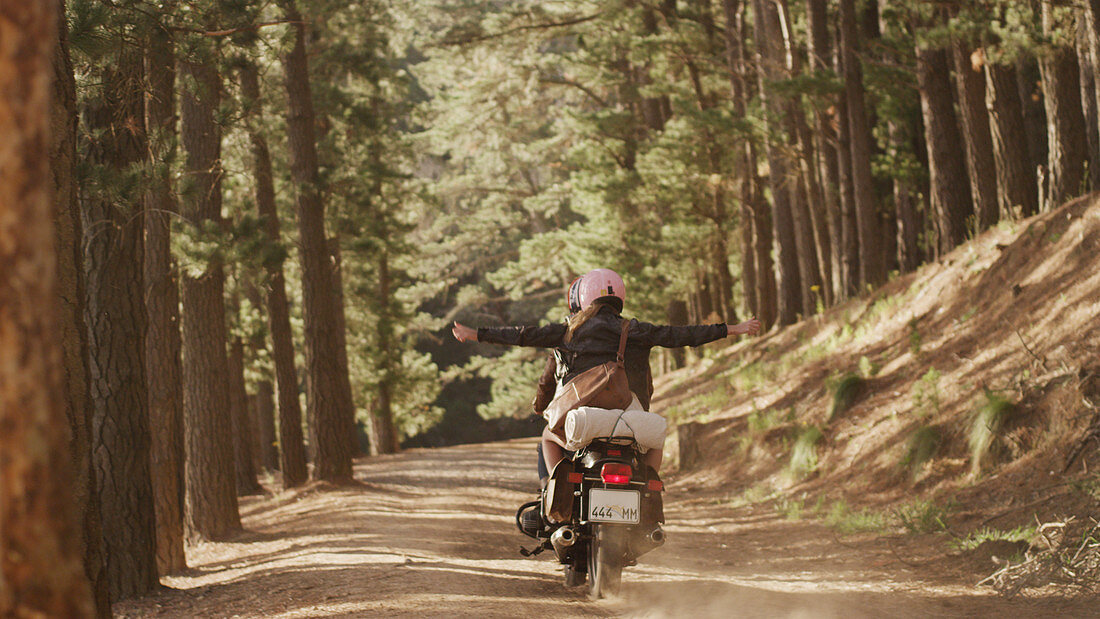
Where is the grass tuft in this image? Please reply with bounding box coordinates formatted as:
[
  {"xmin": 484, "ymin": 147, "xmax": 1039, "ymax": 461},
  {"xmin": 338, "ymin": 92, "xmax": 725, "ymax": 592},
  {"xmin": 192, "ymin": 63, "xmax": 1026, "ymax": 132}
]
[
  {"xmin": 824, "ymin": 500, "xmax": 889, "ymax": 534},
  {"xmin": 894, "ymin": 499, "xmax": 953, "ymax": 534},
  {"xmin": 901, "ymin": 425, "xmax": 941, "ymax": 478},
  {"xmin": 969, "ymin": 390, "xmax": 1016, "ymax": 475},
  {"xmin": 950, "ymin": 525, "xmax": 1035, "ymax": 551},
  {"xmin": 788, "ymin": 425, "xmax": 824, "ymax": 478},
  {"xmin": 829, "ymin": 372, "xmax": 864, "ymax": 421}
]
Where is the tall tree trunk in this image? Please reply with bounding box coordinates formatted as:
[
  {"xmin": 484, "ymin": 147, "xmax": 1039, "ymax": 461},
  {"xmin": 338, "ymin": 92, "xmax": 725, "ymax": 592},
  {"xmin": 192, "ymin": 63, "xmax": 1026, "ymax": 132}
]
[
  {"xmin": 50, "ymin": 1, "xmax": 111, "ymax": 612},
  {"xmin": 1076, "ymin": 12, "xmax": 1099, "ymax": 191},
  {"xmin": 754, "ymin": 0, "xmax": 802, "ymax": 324},
  {"xmin": 721, "ymin": 0, "xmax": 765, "ymax": 327},
  {"xmin": 327, "ymin": 239, "xmax": 362, "ymax": 457},
  {"xmin": 372, "ymin": 251, "xmax": 400, "ymax": 454},
  {"xmin": 253, "ymin": 381, "xmax": 278, "ymax": 471},
  {"xmin": 951, "ymin": 36, "xmax": 999, "ymax": 232},
  {"xmin": 143, "ymin": 12, "xmax": 186, "ymax": 576},
  {"xmin": 839, "ymin": 0, "xmax": 884, "ymax": 288},
  {"xmin": 834, "ymin": 35, "xmax": 860, "ymax": 298},
  {"xmin": 984, "ymin": 60, "xmax": 1038, "ymax": 218},
  {"xmin": 179, "ymin": 46, "xmax": 241, "ymax": 540},
  {"xmin": 237, "ymin": 60, "xmax": 308, "ymax": 488},
  {"xmin": 915, "ymin": 42, "xmax": 973, "ymax": 256},
  {"xmin": 1039, "ymin": 3, "xmax": 1089, "ymax": 209},
  {"xmin": 81, "ymin": 43, "xmax": 159, "ymax": 602},
  {"xmin": 1085, "ymin": 0, "xmax": 1100, "ymax": 192},
  {"xmin": 282, "ymin": 4, "xmax": 355, "ymax": 483},
  {"xmin": 0, "ymin": 2, "xmax": 97, "ymax": 614},
  {"xmin": 808, "ymin": 0, "xmax": 844, "ymax": 300},
  {"xmin": 227, "ymin": 326, "xmax": 261, "ymax": 495}
]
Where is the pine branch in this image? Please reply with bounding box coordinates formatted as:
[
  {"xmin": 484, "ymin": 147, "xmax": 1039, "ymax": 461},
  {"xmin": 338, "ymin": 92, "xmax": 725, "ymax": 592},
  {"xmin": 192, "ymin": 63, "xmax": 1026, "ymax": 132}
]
[{"xmin": 439, "ymin": 12, "xmax": 602, "ymax": 47}]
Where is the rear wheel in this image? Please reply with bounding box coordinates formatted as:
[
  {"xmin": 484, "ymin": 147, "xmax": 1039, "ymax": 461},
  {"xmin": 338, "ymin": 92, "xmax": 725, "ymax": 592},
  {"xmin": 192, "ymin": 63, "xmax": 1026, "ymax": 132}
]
[{"xmin": 587, "ymin": 524, "xmax": 625, "ymax": 599}]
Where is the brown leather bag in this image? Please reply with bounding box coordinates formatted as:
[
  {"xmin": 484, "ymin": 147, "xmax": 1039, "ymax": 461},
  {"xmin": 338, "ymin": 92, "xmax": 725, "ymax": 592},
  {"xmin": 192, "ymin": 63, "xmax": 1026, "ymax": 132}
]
[{"xmin": 543, "ymin": 318, "xmax": 632, "ymax": 436}]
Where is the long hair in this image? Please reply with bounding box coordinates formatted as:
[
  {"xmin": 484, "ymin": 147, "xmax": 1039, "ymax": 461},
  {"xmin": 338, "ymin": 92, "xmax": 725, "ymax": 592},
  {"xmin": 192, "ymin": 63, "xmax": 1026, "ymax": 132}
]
[{"xmin": 563, "ymin": 297, "xmax": 622, "ymax": 343}]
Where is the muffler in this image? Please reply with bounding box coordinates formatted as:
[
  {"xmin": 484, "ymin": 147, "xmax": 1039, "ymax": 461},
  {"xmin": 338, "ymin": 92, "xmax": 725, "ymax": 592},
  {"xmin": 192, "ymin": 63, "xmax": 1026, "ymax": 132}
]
[
  {"xmin": 550, "ymin": 526, "xmax": 577, "ymax": 562},
  {"xmin": 630, "ymin": 525, "xmax": 665, "ymax": 558}
]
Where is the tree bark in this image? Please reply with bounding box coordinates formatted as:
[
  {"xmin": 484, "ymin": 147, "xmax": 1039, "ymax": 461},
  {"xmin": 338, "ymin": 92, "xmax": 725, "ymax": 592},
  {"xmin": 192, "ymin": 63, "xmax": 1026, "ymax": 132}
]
[
  {"xmin": 1039, "ymin": 3, "xmax": 1089, "ymax": 209},
  {"xmin": 915, "ymin": 42, "xmax": 973, "ymax": 256},
  {"xmin": 1076, "ymin": 11, "xmax": 1099, "ymax": 191},
  {"xmin": 754, "ymin": 0, "xmax": 802, "ymax": 325},
  {"xmin": 808, "ymin": 0, "xmax": 844, "ymax": 300},
  {"xmin": 834, "ymin": 32, "xmax": 860, "ymax": 298},
  {"xmin": 179, "ymin": 46, "xmax": 241, "ymax": 540},
  {"xmin": 142, "ymin": 11, "xmax": 186, "ymax": 576},
  {"xmin": 0, "ymin": 2, "xmax": 97, "ymax": 615},
  {"xmin": 253, "ymin": 381, "xmax": 278, "ymax": 471},
  {"xmin": 237, "ymin": 60, "xmax": 308, "ymax": 487},
  {"xmin": 722, "ymin": 0, "xmax": 774, "ymax": 327},
  {"xmin": 951, "ymin": 36, "xmax": 999, "ymax": 232},
  {"xmin": 328, "ymin": 239, "xmax": 362, "ymax": 457},
  {"xmin": 227, "ymin": 327, "xmax": 262, "ymax": 495},
  {"xmin": 839, "ymin": 0, "xmax": 884, "ymax": 288},
  {"xmin": 282, "ymin": 4, "xmax": 355, "ymax": 483},
  {"xmin": 80, "ymin": 42, "xmax": 159, "ymax": 602},
  {"xmin": 984, "ymin": 60, "xmax": 1038, "ymax": 218},
  {"xmin": 50, "ymin": 1, "xmax": 112, "ymax": 612},
  {"xmin": 1085, "ymin": 0, "xmax": 1100, "ymax": 192}
]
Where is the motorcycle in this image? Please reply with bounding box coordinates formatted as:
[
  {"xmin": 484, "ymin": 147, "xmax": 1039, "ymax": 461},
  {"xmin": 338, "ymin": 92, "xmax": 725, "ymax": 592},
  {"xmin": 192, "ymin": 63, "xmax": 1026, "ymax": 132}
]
[{"xmin": 516, "ymin": 435, "xmax": 665, "ymax": 599}]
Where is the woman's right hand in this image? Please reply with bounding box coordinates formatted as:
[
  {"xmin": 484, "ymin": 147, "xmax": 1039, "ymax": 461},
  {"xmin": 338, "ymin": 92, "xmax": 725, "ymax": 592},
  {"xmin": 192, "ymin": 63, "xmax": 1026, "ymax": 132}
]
[
  {"xmin": 452, "ymin": 321, "xmax": 478, "ymax": 342},
  {"xmin": 728, "ymin": 318, "xmax": 761, "ymax": 337}
]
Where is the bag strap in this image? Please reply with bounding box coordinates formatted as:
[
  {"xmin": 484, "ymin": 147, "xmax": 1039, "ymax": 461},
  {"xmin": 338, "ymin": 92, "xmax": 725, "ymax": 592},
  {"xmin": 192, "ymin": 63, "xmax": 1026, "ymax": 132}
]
[{"xmin": 616, "ymin": 318, "xmax": 630, "ymax": 365}]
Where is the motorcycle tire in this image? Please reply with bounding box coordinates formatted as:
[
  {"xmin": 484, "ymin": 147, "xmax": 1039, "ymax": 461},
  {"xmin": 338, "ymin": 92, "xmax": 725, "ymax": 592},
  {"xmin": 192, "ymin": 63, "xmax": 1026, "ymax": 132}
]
[{"xmin": 587, "ymin": 524, "xmax": 625, "ymax": 599}]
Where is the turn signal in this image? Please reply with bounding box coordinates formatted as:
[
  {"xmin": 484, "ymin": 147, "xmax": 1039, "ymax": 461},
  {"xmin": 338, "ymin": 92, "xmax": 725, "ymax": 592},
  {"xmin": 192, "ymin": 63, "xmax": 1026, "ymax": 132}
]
[{"xmin": 600, "ymin": 462, "xmax": 632, "ymax": 485}]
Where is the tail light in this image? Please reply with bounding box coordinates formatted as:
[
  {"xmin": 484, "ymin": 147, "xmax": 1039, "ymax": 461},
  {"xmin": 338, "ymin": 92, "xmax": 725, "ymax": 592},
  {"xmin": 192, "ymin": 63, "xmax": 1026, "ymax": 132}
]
[{"xmin": 600, "ymin": 462, "xmax": 632, "ymax": 485}]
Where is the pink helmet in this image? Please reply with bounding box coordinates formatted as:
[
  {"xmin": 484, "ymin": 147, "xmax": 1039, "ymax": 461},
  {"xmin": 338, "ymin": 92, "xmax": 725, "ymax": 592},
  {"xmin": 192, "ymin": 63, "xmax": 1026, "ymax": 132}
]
[
  {"xmin": 567, "ymin": 277, "xmax": 583, "ymax": 314},
  {"xmin": 578, "ymin": 268, "xmax": 625, "ymax": 311}
]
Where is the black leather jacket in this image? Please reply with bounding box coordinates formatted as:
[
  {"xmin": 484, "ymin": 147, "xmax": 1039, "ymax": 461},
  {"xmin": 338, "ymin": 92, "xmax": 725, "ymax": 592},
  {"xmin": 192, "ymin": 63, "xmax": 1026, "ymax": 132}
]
[{"xmin": 478, "ymin": 304, "xmax": 727, "ymax": 409}]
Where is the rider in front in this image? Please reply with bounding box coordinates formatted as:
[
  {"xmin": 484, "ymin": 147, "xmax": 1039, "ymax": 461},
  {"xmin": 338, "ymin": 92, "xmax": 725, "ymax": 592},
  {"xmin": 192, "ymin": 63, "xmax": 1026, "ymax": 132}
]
[{"xmin": 451, "ymin": 268, "xmax": 761, "ymax": 474}]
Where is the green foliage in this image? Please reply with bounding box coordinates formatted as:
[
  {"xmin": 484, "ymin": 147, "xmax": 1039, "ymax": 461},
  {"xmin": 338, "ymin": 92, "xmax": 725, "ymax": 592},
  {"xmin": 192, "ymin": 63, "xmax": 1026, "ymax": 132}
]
[
  {"xmin": 895, "ymin": 499, "xmax": 954, "ymax": 534},
  {"xmin": 901, "ymin": 425, "xmax": 942, "ymax": 479},
  {"xmin": 911, "ymin": 368, "xmax": 942, "ymax": 419},
  {"xmin": 951, "ymin": 525, "xmax": 1035, "ymax": 551},
  {"xmin": 824, "ymin": 500, "xmax": 890, "ymax": 535},
  {"xmin": 907, "ymin": 318, "xmax": 922, "ymax": 355},
  {"xmin": 969, "ymin": 390, "xmax": 1017, "ymax": 475},
  {"xmin": 788, "ymin": 425, "xmax": 824, "ymax": 479},
  {"xmin": 828, "ymin": 372, "xmax": 864, "ymax": 421}
]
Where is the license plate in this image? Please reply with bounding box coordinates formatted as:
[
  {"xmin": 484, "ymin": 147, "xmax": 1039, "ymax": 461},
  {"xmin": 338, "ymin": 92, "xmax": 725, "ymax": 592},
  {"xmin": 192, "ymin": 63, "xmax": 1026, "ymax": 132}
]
[{"xmin": 588, "ymin": 488, "xmax": 640, "ymax": 524}]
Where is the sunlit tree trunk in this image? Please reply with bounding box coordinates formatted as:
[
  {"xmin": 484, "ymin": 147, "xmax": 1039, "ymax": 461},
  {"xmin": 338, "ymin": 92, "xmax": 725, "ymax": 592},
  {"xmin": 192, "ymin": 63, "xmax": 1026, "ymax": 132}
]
[
  {"xmin": 282, "ymin": 3, "xmax": 355, "ymax": 482},
  {"xmin": 237, "ymin": 60, "xmax": 308, "ymax": 487},
  {"xmin": 0, "ymin": 2, "xmax": 97, "ymax": 614},
  {"xmin": 984, "ymin": 59, "xmax": 1038, "ymax": 218},
  {"xmin": 833, "ymin": 32, "xmax": 859, "ymax": 298},
  {"xmin": 1076, "ymin": 12, "xmax": 1099, "ymax": 191}
]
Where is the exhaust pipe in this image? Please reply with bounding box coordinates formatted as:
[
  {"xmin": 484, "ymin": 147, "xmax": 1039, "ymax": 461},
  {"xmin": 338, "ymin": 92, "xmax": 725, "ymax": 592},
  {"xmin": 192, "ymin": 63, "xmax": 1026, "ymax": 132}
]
[
  {"xmin": 630, "ymin": 526, "xmax": 665, "ymax": 558},
  {"xmin": 550, "ymin": 526, "xmax": 577, "ymax": 562}
]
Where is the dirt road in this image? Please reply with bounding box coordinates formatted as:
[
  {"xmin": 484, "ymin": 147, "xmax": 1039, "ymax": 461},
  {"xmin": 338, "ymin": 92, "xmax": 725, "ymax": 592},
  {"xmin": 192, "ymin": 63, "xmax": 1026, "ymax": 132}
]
[{"xmin": 114, "ymin": 439, "xmax": 1094, "ymax": 618}]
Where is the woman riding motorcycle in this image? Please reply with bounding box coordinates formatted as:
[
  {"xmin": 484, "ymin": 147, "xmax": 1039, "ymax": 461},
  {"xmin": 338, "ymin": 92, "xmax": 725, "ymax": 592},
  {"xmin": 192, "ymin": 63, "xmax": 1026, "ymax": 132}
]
[{"xmin": 452, "ymin": 268, "xmax": 761, "ymax": 474}]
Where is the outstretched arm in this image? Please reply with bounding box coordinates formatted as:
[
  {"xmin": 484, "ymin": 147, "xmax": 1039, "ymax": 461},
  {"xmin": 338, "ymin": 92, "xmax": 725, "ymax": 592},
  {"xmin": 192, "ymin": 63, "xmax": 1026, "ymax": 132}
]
[
  {"xmin": 452, "ymin": 321, "xmax": 478, "ymax": 342},
  {"xmin": 727, "ymin": 318, "xmax": 762, "ymax": 337}
]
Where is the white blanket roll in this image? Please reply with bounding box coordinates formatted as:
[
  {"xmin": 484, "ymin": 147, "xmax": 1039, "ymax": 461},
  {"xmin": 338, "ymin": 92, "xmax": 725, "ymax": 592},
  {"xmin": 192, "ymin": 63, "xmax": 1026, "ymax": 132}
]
[{"xmin": 563, "ymin": 400, "xmax": 667, "ymax": 453}]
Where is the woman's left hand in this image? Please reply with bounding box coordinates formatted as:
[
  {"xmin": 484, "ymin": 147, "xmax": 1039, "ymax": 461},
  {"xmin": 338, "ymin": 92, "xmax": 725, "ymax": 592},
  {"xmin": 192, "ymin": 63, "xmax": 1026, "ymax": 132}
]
[{"xmin": 452, "ymin": 321, "xmax": 478, "ymax": 342}]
